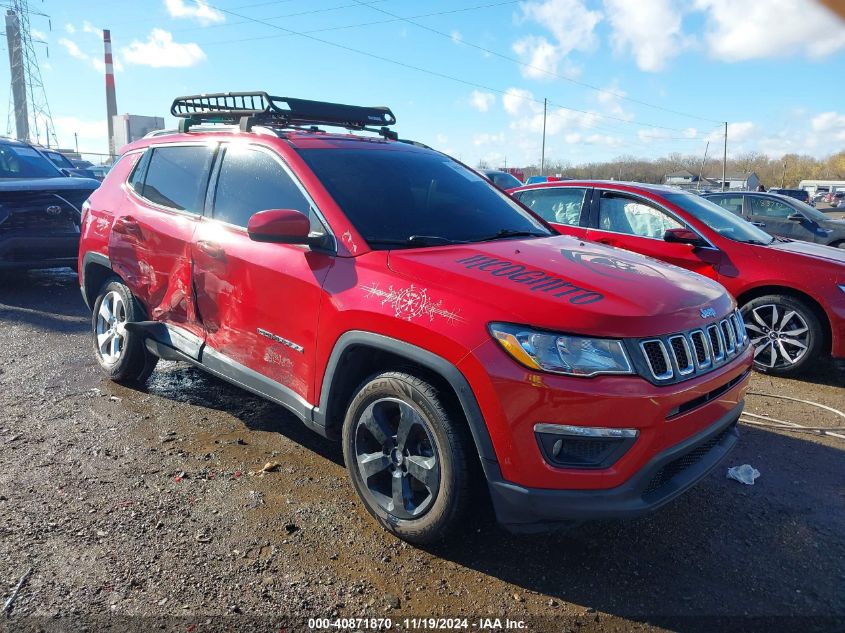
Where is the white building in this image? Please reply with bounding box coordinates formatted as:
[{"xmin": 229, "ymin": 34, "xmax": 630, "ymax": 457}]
[
  {"xmin": 113, "ymin": 114, "xmax": 165, "ymax": 152},
  {"xmin": 798, "ymin": 179, "xmax": 845, "ymax": 195}
]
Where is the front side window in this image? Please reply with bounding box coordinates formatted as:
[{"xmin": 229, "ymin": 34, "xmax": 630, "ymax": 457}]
[
  {"xmin": 748, "ymin": 196, "xmax": 795, "ymax": 218},
  {"xmin": 663, "ymin": 192, "xmax": 773, "ymax": 245},
  {"xmin": 516, "ymin": 187, "xmax": 587, "ymax": 226},
  {"xmin": 296, "ymin": 147, "xmax": 551, "ymax": 248},
  {"xmin": 141, "ymin": 145, "xmax": 215, "ymax": 212},
  {"xmin": 598, "ymin": 192, "xmax": 682, "ymax": 238},
  {"xmin": 212, "ymin": 146, "xmax": 317, "ymax": 230}
]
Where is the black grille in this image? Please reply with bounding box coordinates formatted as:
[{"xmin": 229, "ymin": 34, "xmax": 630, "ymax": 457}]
[
  {"xmin": 642, "ymin": 425, "xmax": 733, "ymax": 498},
  {"xmin": 691, "ymin": 331, "xmax": 709, "ymax": 365},
  {"xmin": 669, "ymin": 337, "xmax": 692, "ymax": 372},
  {"xmin": 720, "ymin": 320, "xmax": 735, "ymax": 351},
  {"xmin": 0, "ymin": 192, "xmax": 84, "ymax": 234},
  {"xmin": 643, "ymin": 341, "xmax": 668, "ymax": 376},
  {"xmin": 707, "ymin": 325, "xmax": 723, "ymax": 358}
]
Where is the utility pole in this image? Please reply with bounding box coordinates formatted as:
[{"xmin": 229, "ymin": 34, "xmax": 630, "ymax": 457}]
[
  {"xmin": 540, "ymin": 98, "xmax": 547, "ymax": 176},
  {"xmin": 5, "ymin": 10, "xmax": 29, "ymax": 141},
  {"xmin": 721, "ymin": 122, "xmax": 728, "ymax": 192},
  {"xmin": 781, "ymin": 161, "xmax": 786, "ymax": 188},
  {"xmin": 698, "ymin": 140, "xmax": 710, "ymax": 190},
  {"xmin": 74, "ymin": 132, "xmax": 79, "ymax": 153}
]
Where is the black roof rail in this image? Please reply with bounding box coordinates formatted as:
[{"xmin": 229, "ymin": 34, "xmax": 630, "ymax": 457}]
[{"xmin": 170, "ymin": 92, "xmax": 397, "ymax": 138}]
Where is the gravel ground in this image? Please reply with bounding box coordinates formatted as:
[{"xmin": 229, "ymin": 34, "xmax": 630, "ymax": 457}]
[{"xmin": 1, "ymin": 268, "xmax": 844, "ymax": 633}]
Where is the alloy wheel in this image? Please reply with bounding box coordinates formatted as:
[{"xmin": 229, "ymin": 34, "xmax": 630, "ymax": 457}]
[
  {"xmin": 353, "ymin": 397, "xmax": 441, "ymax": 520},
  {"xmin": 95, "ymin": 290, "xmax": 127, "ymax": 364},
  {"xmin": 743, "ymin": 303, "xmax": 810, "ymax": 369}
]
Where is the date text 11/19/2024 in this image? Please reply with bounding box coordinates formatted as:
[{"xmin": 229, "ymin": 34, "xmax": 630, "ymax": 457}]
[{"xmin": 307, "ymin": 617, "xmax": 528, "ymax": 630}]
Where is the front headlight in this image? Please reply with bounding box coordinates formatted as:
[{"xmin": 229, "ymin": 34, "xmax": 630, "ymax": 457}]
[{"xmin": 489, "ymin": 323, "xmax": 633, "ymax": 377}]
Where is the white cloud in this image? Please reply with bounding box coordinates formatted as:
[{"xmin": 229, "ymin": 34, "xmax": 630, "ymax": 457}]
[
  {"xmin": 811, "ymin": 112, "xmax": 845, "ymax": 141},
  {"xmin": 473, "ymin": 132, "xmax": 506, "ymax": 147},
  {"xmin": 469, "ymin": 90, "xmax": 495, "ymax": 112},
  {"xmin": 122, "ymin": 29, "xmax": 206, "ymax": 68},
  {"xmin": 513, "ymin": 0, "xmax": 602, "ymax": 80},
  {"xmin": 52, "ymin": 116, "xmax": 109, "ymax": 155},
  {"xmin": 695, "ymin": 0, "xmax": 844, "ymax": 61},
  {"xmin": 706, "ymin": 121, "xmax": 755, "ymax": 143},
  {"xmin": 603, "ymin": 0, "xmax": 691, "ymax": 72},
  {"xmin": 164, "ymin": 0, "xmax": 225, "ymax": 25},
  {"xmin": 82, "ymin": 21, "xmax": 103, "ymax": 38},
  {"xmin": 64, "ymin": 23, "xmax": 75, "ymax": 34},
  {"xmin": 502, "ymin": 87, "xmax": 539, "ymax": 116},
  {"xmin": 59, "ymin": 37, "xmax": 123, "ymax": 73},
  {"xmin": 31, "ymin": 29, "xmax": 46, "ymax": 41},
  {"xmin": 450, "ymin": 30, "xmax": 462, "ymax": 44},
  {"xmin": 596, "ymin": 82, "xmax": 633, "ymax": 120}
]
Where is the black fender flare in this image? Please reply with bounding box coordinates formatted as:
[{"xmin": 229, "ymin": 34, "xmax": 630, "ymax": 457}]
[
  {"xmin": 79, "ymin": 251, "xmax": 112, "ymax": 310},
  {"xmin": 314, "ymin": 331, "xmax": 500, "ymax": 471}
]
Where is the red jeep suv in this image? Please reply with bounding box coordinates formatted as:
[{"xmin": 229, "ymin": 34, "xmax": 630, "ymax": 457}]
[
  {"xmin": 509, "ymin": 180, "xmax": 845, "ymax": 377},
  {"xmin": 78, "ymin": 93, "xmax": 752, "ymax": 543}
]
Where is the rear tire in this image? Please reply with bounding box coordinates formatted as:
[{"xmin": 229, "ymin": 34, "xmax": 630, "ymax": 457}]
[
  {"xmin": 342, "ymin": 371, "xmax": 471, "ymax": 544},
  {"xmin": 91, "ymin": 278, "xmax": 158, "ymax": 383},
  {"xmin": 741, "ymin": 294, "xmax": 823, "ymax": 376}
]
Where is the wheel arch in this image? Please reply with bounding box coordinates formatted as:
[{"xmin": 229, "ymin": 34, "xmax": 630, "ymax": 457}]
[
  {"xmin": 80, "ymin": 252, "xmax": 116, "ymax": 310},
  {"xmin": 315, "ymin": 331, "xmax": 499, "ymax": 474},
  {"xmin": 736, "ymin": 284, "xmax": 832, "ymax": 353}
]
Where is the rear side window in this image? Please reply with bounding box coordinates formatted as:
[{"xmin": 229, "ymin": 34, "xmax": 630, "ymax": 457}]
[
  {"xmin": 516, "ymin": 187, "xmax": 587, "ymax": 225},
  {"xmin": 212, "ymin": 146, "xmax": 316, "ymax": 230},
  {"xmin": 140, "ymin": 145, "xmax": 215, "ymax": 212},
  {"xmin": 707, "ymin": 195, "xmax": 744, "ymax": 216}
]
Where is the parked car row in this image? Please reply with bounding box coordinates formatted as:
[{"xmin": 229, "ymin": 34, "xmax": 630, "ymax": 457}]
[{"xmin": 508, "ymin": 180, "xmax": 844, "ymax": 377}]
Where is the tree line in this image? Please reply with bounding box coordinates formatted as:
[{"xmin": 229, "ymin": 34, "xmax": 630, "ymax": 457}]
[{"xmin": 482, "ymin": 150, "xmax": 845, "ymax": 188}]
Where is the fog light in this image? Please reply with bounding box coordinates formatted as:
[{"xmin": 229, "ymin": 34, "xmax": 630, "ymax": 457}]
[{"xmin": 534, "ymin": 423, "xmax": 638, "ymax": 469}]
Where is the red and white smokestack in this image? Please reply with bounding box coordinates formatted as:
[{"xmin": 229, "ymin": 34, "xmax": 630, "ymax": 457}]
[{"xmin": 103, "ymin": 29, "xmax": 118, "ymax": 157}]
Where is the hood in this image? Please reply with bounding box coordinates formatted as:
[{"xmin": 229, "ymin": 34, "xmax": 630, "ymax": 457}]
[
  {"xmin": 387, "ymin": 234, "xmax": 734, "ymax": 338},
  {"xmin": 767, "ymin": 239, "xmax": 845, "ymax": 265},
  {"xmin": 0, "ymin": 176, "xmax": 100, "ymax": 192}
]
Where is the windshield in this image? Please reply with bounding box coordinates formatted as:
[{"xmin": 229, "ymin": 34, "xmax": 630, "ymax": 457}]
[
  {"xmin": 0, "ymin": 144, "xmax": 63, "ymax": 179},
  {"xmin": 297, "ymin": 147, "xmax": 551, "ymax": 248},
  {"xmin": 43, "ymin": 151, "xmax": 75, "ymax": 168},
  {"xmin": 664, "ymin": 192, "xmax": 774, "ymax": 245}
]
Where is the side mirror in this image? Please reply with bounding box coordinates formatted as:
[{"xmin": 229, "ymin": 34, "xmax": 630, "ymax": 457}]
[
  {"xmin": 60, "ymin": 168, "xmax": 71, "ymax": 177},
  {"xmin": 664, "ymin": 227, "xmax": 706, "ymax": 247},
  {"xmin": 787, "ymin": 212, "xmax": 805, "ymax": 222},
  {"xmin": 247, "ymin": 209, "xmax": 328, "ymax": 248}
]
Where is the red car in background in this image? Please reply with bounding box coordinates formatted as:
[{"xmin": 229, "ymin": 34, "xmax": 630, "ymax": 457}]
[{"xmin": 510, "ymin": 181, "xmax": 845, "ymax": 377}]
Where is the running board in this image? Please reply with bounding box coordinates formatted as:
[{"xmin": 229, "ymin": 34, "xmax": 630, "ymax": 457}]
[{"xmin": 124, "ymin": 321, "xmax": 203, "ymax": 360}]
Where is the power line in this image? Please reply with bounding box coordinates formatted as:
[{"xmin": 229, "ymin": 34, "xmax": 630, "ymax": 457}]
[
  {"xmin": 348, "ymin": 0, "xmax": 722, "ymax": 125},
  {"xmin": 206, "ymin": 1, "xmax": 711, "ymax": 137}
]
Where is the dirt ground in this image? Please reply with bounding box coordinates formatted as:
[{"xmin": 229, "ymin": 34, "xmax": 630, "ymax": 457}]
[{"xmin": 1, "ymin": 268, "xmax": 843, "ymax": 633}]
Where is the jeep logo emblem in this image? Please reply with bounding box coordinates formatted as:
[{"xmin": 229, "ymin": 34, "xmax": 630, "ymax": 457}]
[
  {"xmin": 45, "ymin": 205, "xmax": 62, "ymax": 216},
  {"xmin": 700, "ymin": 307, "xmax": 717, "ymax": 319}
]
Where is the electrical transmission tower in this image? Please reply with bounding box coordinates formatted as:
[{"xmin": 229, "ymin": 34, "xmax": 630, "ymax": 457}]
[{"xmin": 4, "ymin": 0, "xmax": 58, "ymax": 146}]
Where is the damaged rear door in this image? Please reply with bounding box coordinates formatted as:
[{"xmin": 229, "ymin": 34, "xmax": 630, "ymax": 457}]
[{"xmin": 110, "ymin": 143, "xmax": 217, "ymax": 350}]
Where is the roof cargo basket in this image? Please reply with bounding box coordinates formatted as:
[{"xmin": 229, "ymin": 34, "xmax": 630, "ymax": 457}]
[{"xmin": 171, "ymin": 92, "xmax": 397, "ymax": 137}]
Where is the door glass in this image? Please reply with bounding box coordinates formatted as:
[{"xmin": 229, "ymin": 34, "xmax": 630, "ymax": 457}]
[
  {"xmin": 141, "ymin": 145, "xmax": 215, "ymax": 212},
  {"xmin": 516, "ymin": 188, "xmax": 587, "ymax": 225},
  {"xmin": 598, "ymin": 193, "xmax": 682, "ymax": 238},
  {"xmin": 213, "ymin": 146, "xmax": 321, "ymax": 232},
  {"xmin": 708, "ymin": 195, "xmax": 744, "ymax": 216},
  {"xmin": 748, "ymin": 197, "xmax": 794, "ymax": 218}
]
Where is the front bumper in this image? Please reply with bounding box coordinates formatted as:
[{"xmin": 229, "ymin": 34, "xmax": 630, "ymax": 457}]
[
  {"xmin": 0, "ymin": 234, "xmax": 79, "ymax": 270},
  {"xmin": 488, "ymin": 400, "xmax": 742, "ymax": 533}
]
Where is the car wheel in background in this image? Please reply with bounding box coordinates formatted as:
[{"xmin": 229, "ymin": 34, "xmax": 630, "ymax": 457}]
[
  {"xmin": 91, "ymin": 277, "xmax": 158, "ymax": 383},
  {"xmin": 741, "ymin": 294, "xmax": 823, "ymax": 376},
  {"xmin": 342, "ymin": 371, "xmax": 471, "ymax": 544}
]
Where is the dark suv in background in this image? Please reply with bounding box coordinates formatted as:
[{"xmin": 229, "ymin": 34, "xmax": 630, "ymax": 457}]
[
  {"xmin": 767, "ymin": 188, "xmax": 811, "ymax": 205},
  {"xmin": 703, "ymin": 191, "xmax": 845, "ymax": 248},
  {"xmin": 0, "ymin": 137, "xmax": 100, "ymax": 270}
]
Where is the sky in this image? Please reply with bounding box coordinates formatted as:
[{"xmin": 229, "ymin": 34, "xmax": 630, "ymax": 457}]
[{"xmin": 3, "ymin": 0, "xmax": 845, "ymax": 167}]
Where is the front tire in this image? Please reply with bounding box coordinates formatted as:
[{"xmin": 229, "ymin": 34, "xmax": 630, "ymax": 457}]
[
  {"xmin": 741, "ymin": 294, "xmax": 823, "ymax": 376},
  {"xmin": 342, "ymin": 371, "xmax": 471, "ymax": 544},
  {"xmin": 91, "ymin": 278, "xmax": 158, "ymax": 383}
]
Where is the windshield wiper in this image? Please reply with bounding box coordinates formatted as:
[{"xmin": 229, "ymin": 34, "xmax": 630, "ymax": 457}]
[
  {"xmin": 366, "ymin": 235, "xmax": 464, "ymax": 248},
  {"xmin": 474, "ymin": 229, "xmax": 549, "ymax": 242}
]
